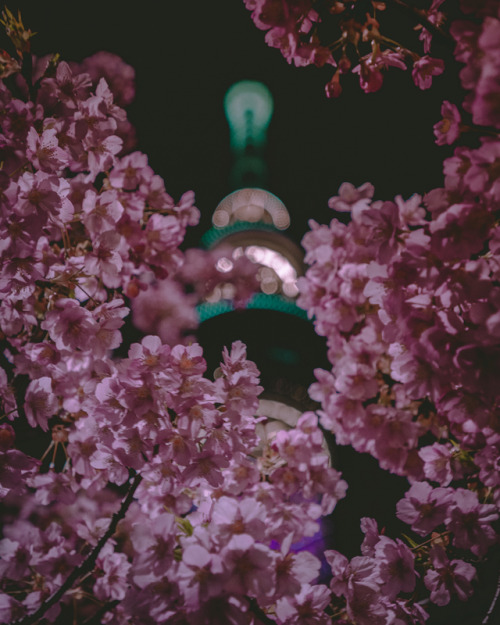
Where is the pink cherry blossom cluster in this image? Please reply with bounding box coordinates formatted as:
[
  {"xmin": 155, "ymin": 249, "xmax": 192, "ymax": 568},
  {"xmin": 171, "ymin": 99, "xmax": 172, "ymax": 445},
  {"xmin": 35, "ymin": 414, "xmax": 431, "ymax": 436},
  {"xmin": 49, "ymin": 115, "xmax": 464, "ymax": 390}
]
[
  {"xmin": 323, "ymin": 485, "xmax": 497, "ymax": 623},
  {"xmin": 244, "ymin": 0, "xmax": 447, "ymax": 97},
  {"xmin": 1, "ymin": 335, "xmax": 346, "ymax": 623},
  {"xmin": 298, "ymin": 1, "xmax": 500, "ymax": 620},
  {"xmin": 0, "ymin": 11, "xmax": 347, "ymax": 625}
]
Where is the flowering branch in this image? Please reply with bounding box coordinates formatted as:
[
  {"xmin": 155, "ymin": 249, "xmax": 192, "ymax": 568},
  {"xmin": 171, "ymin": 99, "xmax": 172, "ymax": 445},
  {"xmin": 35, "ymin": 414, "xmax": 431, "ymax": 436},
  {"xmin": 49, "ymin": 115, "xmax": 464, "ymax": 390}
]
[
  {"xmin": 384, "ymin": 0, "xmax": 453, "ymax": 44},
  {"xmin": 244, "ymin": 0, "xmax": 449, "ymax": 97},
  {"xmin": 11, "ymin": 473, "xmax": 142, "ymax": 625}
]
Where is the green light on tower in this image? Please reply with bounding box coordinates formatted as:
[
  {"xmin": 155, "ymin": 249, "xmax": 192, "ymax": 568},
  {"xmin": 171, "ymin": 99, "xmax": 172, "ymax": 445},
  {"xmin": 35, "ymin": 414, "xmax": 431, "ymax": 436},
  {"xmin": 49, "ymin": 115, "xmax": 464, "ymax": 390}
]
[{"xmin": 224, "ymin": 81, "xmax": 274, "ymax": 153}]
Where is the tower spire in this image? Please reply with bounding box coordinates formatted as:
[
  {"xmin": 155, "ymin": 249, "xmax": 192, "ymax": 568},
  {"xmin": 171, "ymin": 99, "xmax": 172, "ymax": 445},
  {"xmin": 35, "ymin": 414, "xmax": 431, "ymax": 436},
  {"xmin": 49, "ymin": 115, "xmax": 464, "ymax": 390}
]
[{"xmin": 224, "ymin": 80, "xmax": 273, "ymax": 188}]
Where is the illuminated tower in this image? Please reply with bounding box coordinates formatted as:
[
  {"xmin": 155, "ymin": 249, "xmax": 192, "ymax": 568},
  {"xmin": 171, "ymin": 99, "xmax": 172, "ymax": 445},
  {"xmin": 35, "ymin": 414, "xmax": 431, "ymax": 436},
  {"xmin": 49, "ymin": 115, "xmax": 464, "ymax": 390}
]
[
  {"xmin": 197, "ymin": 80, "xmax": 329, "ymax": 424},
  {"xmin": 195, "ymin": 82, "xmax": 333, "ymax": 566}
]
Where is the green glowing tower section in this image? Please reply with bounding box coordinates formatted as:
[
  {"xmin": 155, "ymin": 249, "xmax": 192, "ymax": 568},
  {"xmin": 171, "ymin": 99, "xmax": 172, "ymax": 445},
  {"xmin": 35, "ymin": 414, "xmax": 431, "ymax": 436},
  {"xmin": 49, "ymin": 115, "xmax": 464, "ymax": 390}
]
[{"xmin": 224, "ymin": 80, "xmax": 274, "ymax": 187}]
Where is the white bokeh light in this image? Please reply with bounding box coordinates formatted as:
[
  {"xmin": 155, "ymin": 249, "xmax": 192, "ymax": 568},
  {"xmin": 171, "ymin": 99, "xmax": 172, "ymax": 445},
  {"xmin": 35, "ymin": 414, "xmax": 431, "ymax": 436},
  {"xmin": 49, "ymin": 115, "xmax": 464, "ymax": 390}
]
[{"xmin": 243, "ymin": 245, "xmax": 298, "ymax": 296}]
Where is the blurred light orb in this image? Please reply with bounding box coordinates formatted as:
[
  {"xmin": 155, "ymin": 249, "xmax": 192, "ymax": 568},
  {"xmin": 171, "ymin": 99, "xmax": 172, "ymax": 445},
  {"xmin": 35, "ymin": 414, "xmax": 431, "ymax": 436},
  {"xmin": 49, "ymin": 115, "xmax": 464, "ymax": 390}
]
[
  {"xmin": 216, "ymin": 257, "xmax": 234, "ymax": 273},
  {"xmin": 224, "ymin": 80, "xmax": 274, "ymax": 152}
]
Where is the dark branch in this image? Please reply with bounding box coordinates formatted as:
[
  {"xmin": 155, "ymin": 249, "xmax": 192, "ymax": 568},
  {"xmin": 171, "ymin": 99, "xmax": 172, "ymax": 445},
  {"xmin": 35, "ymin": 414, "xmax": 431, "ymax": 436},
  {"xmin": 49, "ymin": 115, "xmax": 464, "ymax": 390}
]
[
  {"xmin": 483, "ymin": 567, "xmax": 500, "ymax": 624},
  {"xmin": 12, "ymin": 472, "xmax": 142, "ymax": 625},
  {"xmin": 384, "ymin": 0, "xmax": 454, "ymax": 45}
]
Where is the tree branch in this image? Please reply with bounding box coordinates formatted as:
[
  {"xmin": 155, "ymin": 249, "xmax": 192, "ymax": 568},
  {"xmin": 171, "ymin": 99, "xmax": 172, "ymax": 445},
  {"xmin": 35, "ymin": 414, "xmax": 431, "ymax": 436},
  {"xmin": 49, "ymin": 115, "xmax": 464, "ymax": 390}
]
[
  {"xmin": 482, "ymin": 567, "xmax": 500, "ymax": 624},
  {"xmin": 384, "ymin": 0, "xmax": 454, "ymax": 45},
  {"xmin": 12, "ymin": 472, "xmax": 142, "ymax": 625}
]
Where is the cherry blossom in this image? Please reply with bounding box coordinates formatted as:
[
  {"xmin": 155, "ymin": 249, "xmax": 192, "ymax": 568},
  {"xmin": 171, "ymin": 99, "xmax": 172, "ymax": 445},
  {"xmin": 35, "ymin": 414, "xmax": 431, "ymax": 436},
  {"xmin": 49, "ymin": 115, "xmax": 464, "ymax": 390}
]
[
  {"xmin": 244, "ymin": 1, "xmax": 452, "ymax": 97},
  {"xmin": 294, "ymin": 2, "xmax": 500, "ymax": 620},
  {"xmin": 446, "ymin": 488, "xmax": 498, "ymax": 557},
  {"xmin": 396, "ymin": 481, "xmax": 453, "ymax": 536},
  {"xmin": 1, "ymin": 3, "xmax": 500, "ymax": 624},
  {"xmin": 374, "ymin": 536, "xmax": 416, "ymax": 600},
  {"xmin": 275, "ymin": 583, "xmax": 331, "ymax": 625},
  {"xmin": 424, "ymin": 545, "xmax": 476, "ymax": 606}
]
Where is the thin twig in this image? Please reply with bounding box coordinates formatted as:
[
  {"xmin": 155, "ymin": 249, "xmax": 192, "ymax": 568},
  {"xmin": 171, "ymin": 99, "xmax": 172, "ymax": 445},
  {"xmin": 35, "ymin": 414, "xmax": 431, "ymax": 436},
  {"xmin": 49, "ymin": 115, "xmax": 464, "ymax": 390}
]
[
  {"xmin": 483, "ymin": 567, "xmax": 500, "ymax": 624},
  {"xmin": 409, "ymin": 530, "xmax": 451, "ymax": 551},
  {"xmin": 11, "ymin": 472, "xmax": 142, "ymax": 625}
]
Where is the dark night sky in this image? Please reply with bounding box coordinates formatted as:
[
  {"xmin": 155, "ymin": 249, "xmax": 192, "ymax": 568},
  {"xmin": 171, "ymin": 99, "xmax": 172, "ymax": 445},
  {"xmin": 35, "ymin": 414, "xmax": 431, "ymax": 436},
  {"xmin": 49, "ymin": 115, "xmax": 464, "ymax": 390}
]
[{"xmin": 8, "ymin": 0, "xmax": 461, "ymax": 247}]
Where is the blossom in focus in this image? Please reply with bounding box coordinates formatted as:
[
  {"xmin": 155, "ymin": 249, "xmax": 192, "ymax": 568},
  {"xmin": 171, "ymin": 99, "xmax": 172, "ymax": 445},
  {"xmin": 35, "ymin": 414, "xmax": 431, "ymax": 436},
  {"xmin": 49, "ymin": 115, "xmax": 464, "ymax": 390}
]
[
  {"xmin": 419, "ymin": 443, "xmax": 458, "ymax": 487},
  {"xmin": 221, "ymin": 533, "xmax": 275, "ymax": 597},
  {"xmin": 26, "ymin": 127, "xmax": 69, "ymax": 174},
  {"xmin": 396, "ymin": 482, "xmax": 453, "ymax": 536},
  {"xmin": 375, "ymin": 536, "xmax": 416, "ymax": 599},
  {"xmin": 275, "ymin": 583, "xmax": 331, "ymax": 625},
  {"xmin": 424, "ymin": 545, "xmax": 476, "ymax": 606},
  {"xmin": 446, "ymin": 488, "xmax": 498, "ymax": 557},
  {"xmin": 94, "ymin": 548, "xmax": 131, "ymax": 601}
]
